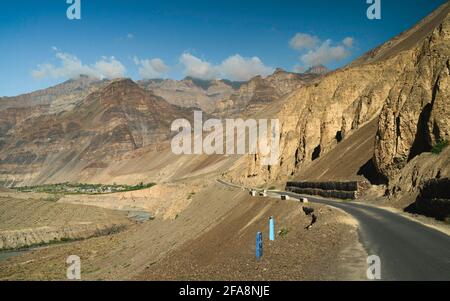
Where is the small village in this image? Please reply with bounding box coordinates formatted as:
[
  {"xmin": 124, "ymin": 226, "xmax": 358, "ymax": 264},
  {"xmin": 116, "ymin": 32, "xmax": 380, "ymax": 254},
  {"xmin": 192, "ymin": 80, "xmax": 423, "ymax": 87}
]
[{"xmin": 14, "ymin": 182, "xmax": 155, "ymax": 195}]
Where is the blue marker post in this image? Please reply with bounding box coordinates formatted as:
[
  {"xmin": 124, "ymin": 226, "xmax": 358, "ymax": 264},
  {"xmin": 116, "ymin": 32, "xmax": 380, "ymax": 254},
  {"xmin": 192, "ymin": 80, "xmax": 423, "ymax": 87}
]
[
  {"xmin": 256, "ymin": 232, "xmax": 263, "ymax": 261},
  {"xmin": 269, "ymin": 217, "xmax": 275, "ymax": 241}
]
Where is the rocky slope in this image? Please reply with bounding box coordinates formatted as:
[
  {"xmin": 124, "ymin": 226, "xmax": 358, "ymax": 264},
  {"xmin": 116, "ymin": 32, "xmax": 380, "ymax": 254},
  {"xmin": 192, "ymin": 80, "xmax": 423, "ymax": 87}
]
[
  {"xmin": 138, "ymin": 69, "xmax": 318, "ymax": 116},
  {"xmin": 214, "ymin": 68, "xmax": 320, "ymax": 116},
  {"xmin": 414, "ymin": 177, "xmax": 450, "ymax": 220},
  {"xmin": 383, "ymin": 145, "xmax": 450, "ymax": 217},
  {"xmin": 0, "ymin": 67, "xmax": 318, "ymax": 186},
  {"xmin": 0, "ymin": 195, "xmax": 130, "ymax": 250},
  {"xmin": 0, "ymin": 75, "xmax": 109, "ymax": 114},
  {"xmin": 374, "ymin": 11, "xmax": 450, "ymax": 179},
  {"xmin": 0, "ymin": 79, "xmax": 194, "ymax": 185},
  {"xmin": 138, "ymin": 77, "xmax": 241, "ymax": 113},
  {"xmin": 226, "ymin": 2, "xmax": 450, "ymax": 216},
  {"xmin": 305, "ymin": 65, "xmax": 329, "ymax": 75},
  {"xmin": 0, "ymin": 183, "xmax": 365, "ymax": 280},
  {"xmin": 0, "ymin": 3, "xmax": 448, "ymax": 221}
]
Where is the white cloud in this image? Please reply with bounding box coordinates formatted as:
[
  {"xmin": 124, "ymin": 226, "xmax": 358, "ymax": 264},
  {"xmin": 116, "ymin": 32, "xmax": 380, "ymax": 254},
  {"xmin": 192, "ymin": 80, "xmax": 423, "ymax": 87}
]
[
  {"xmin": 300, "ymin": 40, "xmax": 350, "ymax": 67},
  {"xmin": 179, "ymin": 53, "xmax": 219, "ymax": 80},
  {"xmin": 342, "ymin": 37, "xmax": 354, "ymax": 48},
  {"xmin": 134, "ymin": 57, "xmax": 168, "ymax": 79},
  {"xmin": 218, "ymin": 55, "xmax": 274, "ymax": 81},
  {"xmin": 127, "ymin": 33, "xmax": 134, "ymax": 39},
  {"xmin": 179, "ymin": 52, "xmax": 274, "ymax": 81},
  {"xmin": 289, "ymin": 33, "xmax": 355, "ymax": 68},
  {"xmin": 94, "ymin": 56, "xmax": 127, "ymax": 79},
  {"xmin": 31, "ymin": 51, "xmax": 126, "ymax": 80},
  {"xmin": 33, "ymin": 50, "xmax": 273, "ymax": 82},
  {"xmin": 289, "ymin": 33, "xmax": 320, "ymax": 50}
]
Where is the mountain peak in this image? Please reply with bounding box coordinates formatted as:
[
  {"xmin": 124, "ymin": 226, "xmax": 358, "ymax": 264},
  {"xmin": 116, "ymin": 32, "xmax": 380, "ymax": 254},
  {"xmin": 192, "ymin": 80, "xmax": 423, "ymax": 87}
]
[
  {"xmin": 305, "ymin": 65, "xmax": 329, "ymax": 75},
  {"xmin": 109, "ymin": 77, "xmax": 136, "ymax": 86},
  {"xmin": 274, "ymin": 68, "xmax": 286, "ymax": 74}
]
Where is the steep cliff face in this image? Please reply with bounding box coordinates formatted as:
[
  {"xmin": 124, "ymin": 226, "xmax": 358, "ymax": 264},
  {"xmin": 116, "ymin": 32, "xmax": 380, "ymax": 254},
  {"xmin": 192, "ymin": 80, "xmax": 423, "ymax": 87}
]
[
  {"xmin": 230, "ymin": 59, "xmax": 403, "ymax": 184},
  {"xmin": 374, "ymin": 14, "xmax": 450, "ymax": 179},
  {"xmin": 228, "ymin": 3, "xmax": 450, "ymax": 188},
  {"xmin": 386, "ymin": 146, "xmax": 450, "ymax": 209},
  {"xmin": 414, "ymin": 177, "xmax": 450, "ymax": 221}
]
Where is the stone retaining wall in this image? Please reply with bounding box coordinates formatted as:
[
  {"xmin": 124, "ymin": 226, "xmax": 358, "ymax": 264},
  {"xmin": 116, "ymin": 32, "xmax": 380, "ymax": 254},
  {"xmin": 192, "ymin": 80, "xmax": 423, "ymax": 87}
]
[
  {"xmin": 286, "ymin": 181, "xmax": 370, "ymax": 200},
  {"xmin": 415, "ymin": 178, "xmax": 450, "ymax": 221}
]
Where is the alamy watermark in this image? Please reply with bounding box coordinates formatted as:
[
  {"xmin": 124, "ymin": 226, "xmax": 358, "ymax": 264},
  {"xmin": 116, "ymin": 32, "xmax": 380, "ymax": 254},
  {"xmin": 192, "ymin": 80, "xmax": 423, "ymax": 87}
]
[
  {"xmin": 66, "ymin": 0, "xmax": 81, "ymax": 20},
  {"xmin": 171, "ymin": 111, "xmax": 280, "ymax": 166},
  {"xmin": 66, "ymin": 255, "xmax": 81, "ymax": 280},
  {"xmin": 366, "ymin": 255, "xmax": 381, "ymax": 280},
  {"xmin": 367, "ymin": 0, "xmax": 381, "ymax": 20},
  {"xmin": 66, "ymin": 1, "xmax": 380, "ymax": 21}
]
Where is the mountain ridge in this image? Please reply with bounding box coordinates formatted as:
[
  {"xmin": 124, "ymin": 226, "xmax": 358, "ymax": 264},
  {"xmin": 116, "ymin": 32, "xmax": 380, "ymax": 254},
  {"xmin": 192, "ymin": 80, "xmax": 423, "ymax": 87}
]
[{"xmin": 224, "ymin": 2, "xmax": 450, "ymax": 217}]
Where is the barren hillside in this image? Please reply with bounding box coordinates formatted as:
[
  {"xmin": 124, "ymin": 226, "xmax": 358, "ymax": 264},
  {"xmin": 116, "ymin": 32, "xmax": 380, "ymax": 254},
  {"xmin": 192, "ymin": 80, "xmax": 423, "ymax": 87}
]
[
  {"xmin": 0, "ymin": 182, "xmax": 365, "ymax": 280},
  {"xmin": 226, "ymin": 3, "xmax": 450, "ymax": 206}
]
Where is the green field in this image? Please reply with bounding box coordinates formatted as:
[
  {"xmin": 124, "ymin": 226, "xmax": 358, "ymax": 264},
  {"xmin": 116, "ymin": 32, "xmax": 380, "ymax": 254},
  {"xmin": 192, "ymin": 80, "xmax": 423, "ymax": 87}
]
[{"xmin": 14, "ymin": 182, "xmax": 155, "ymax": 195}]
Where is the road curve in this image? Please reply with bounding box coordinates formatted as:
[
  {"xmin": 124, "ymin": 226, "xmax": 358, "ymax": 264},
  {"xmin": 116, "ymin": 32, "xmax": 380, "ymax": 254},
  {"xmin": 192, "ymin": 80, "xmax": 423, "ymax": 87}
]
[{"xmin": 217, "ymin": 179, "xmax": 450, "ymax": 280}]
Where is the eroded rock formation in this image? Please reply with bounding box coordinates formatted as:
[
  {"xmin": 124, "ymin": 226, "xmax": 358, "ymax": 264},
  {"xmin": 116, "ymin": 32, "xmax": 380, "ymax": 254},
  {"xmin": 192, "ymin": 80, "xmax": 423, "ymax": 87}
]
[{"xmin": 228, "ymin": 3, "xmax": 450, "ymax": 192}]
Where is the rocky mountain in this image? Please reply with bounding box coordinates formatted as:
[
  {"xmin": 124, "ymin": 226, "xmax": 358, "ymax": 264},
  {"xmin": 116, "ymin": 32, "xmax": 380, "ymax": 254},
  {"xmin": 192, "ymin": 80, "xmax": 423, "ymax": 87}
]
[
  {"xmin": 138, "ymin": 69, "xmax": 318, "ymax": 116},
  {"xmin": 213, "ymin": 68, "xmax": 321, "ymax": 116},
  {"xmin": 0, "ymin": 75, "xmax": 109, "ymax": 114},
  {"xmin": 0, "ymin": 79, "xmax": 194, "ymax": 185},
  {"xmin": 1, "ymin": 3, "xmax": 449, "ymax": 221},
  {"xmin": 138, "ymin": 77, "xmax": 241, "ymax": 113},
  {"xmin": 305, "ymin": 65, "xmax": 329, "ymax": 75},
  {"xmin": 0, "ymin": 68, "xmax": 315, "ymax": 186},
  {"xmin": 226, "ymin": 2, "xmax": 450, "ymax": 215}
]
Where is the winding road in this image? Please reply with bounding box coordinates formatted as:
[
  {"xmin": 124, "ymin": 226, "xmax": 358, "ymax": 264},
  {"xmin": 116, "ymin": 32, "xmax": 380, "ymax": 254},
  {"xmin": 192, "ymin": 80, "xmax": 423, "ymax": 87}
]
[{"xmin": 217, "ymin": 179, "xmax": 450, "ymax": 280}]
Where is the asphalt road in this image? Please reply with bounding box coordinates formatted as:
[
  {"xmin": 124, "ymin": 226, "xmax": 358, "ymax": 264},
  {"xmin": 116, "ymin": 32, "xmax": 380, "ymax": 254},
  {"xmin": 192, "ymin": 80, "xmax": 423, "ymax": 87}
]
[{"xmin": 217, "ymin": 180, "xmax": 450, "ymax": 280}]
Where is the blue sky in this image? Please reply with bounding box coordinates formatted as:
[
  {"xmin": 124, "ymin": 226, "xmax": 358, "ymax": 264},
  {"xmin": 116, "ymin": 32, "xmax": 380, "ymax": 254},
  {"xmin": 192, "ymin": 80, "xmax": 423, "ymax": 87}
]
[{"xmin": 0, "ymin": 0, "xmax": 447, "ymax": 96}]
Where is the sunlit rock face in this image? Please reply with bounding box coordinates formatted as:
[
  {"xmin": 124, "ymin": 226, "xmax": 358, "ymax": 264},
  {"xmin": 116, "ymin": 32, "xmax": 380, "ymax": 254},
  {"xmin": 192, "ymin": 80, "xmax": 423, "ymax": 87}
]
[{"xmin": 228, "ymin": 3, "xmax": 450, "ymax": 186}]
